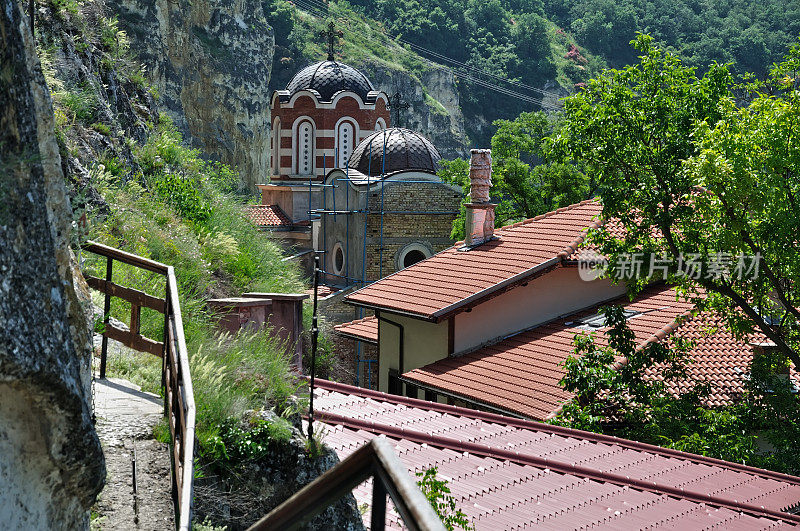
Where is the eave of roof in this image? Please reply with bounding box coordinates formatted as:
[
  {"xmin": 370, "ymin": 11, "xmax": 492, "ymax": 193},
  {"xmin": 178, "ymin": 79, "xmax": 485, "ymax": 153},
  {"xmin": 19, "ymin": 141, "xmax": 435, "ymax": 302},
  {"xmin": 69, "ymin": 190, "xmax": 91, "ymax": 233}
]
[
  {"xmin": 333, "ymin": 315, "xmax": 378, "ymax": 344},
  {"xmin": 402, "ymin": 284, "xmax": 697, "ymax": 419}
]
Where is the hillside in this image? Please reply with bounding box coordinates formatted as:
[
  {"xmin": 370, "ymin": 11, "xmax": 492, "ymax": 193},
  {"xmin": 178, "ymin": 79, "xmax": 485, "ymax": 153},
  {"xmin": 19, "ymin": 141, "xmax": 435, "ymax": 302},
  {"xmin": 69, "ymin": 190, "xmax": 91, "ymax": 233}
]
[
  {"xmin": 28, "ymin": 0, "xmax": 348, "ymax": 525},
  {"xmin": 543, "ymin": 0, "xmax": 799, "ymax": 74},
  {"xmin": 264, "ymin": 0, "xmax": 604, "ymax": 151}
]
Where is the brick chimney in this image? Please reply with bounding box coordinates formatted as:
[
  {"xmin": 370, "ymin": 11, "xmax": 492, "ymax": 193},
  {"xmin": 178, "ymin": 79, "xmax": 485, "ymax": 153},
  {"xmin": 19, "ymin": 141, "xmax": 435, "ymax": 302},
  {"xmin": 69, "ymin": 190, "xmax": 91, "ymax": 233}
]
[{"xmin": 463, "ymin": 149, "xmax": 495, "ymax": 248}]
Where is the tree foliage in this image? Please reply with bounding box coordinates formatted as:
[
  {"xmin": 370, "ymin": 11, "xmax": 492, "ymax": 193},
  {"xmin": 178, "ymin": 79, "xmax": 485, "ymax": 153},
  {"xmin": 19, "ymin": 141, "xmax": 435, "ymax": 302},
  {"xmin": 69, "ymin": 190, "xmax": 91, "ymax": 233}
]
[
  {"xmin": 440, "ymin": 111, "xmax": 591, "ymax": 238},
  {"xmin": 551, "ymin": 35, "xmax": 800, "ymax": 371},
  {"xmin": 550, "ymin": 37, "xmax": 800, "ymax": 475},
  {"xmin": 556, "ymin": 306, "xmax": 800, "ymax": 473},
  {"xmin": 544, "ymin": 0, "xmax": 800, "ymax": 76},
  {"xmin": 416, "ymin": 467, "xmax": 474, "ymax": 531}
]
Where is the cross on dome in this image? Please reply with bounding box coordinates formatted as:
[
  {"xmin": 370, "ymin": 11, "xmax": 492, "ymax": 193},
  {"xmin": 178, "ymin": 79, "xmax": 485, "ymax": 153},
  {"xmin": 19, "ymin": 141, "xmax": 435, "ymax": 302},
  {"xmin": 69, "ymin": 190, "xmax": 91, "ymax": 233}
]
[
  {"xmin": 323, "ymin": 21, "xmax": 343, "ymax": 61},
  {"xmin": 391, "ymin": 91, "xmax": 410, "ymax": 127}
]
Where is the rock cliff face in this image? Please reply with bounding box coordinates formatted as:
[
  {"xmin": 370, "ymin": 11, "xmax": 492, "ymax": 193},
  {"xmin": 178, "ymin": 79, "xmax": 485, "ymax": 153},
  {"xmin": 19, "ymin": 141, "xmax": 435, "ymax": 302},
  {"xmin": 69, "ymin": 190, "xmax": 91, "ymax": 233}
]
[
  {"xmin": 107, "ymin": 0, "xmax": 275, "ymax": 188},
  {"xmin": 361, "ymin": 63, "xmax": 469, "ymax": 159},
  {"xmin": 0, "ymin": 1, "xmax": 105, "ymax": 527}
]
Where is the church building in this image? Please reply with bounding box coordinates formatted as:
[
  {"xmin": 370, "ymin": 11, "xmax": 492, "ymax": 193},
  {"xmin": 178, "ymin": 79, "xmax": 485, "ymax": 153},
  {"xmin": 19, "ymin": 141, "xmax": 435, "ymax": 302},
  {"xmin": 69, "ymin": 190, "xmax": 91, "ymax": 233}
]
[
  {"xmin": 247, "ymin": 34, "xmax": 391, "ymax": 244},
  {"xmin": 248, "ymin": 29, "xmax": 462, "ymax": 294}
]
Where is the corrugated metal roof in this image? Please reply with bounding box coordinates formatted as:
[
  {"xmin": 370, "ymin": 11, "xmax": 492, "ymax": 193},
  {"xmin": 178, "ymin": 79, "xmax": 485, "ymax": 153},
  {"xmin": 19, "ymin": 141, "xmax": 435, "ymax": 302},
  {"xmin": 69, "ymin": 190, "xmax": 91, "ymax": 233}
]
[
  {"xmin": 334, "ymin": 315, "xmax": 378, "ymax": 343},
  {"xmin": 345, "ymin": 200, "xmax": 604, "ymax": 320},
  {"xmin": 313, "ymin": 380, "xmax": 800, "ymax": 530}
]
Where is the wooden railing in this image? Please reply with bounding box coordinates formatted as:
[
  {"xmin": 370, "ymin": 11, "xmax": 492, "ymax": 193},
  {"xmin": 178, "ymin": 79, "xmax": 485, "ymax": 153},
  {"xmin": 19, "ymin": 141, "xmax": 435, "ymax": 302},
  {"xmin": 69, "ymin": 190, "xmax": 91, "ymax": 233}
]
[
  {"xmin": 247, "ymin": 438, "xmax": 445, "ymax": 531},
  {"xmin": 82, "ymin": 241, "xmax": 196, "ymax": 531}
]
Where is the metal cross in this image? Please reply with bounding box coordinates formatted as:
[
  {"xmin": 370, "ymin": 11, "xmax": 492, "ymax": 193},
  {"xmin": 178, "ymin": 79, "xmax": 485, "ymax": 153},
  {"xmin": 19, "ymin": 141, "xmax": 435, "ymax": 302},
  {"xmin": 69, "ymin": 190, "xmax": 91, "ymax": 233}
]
[
  {"xmin": 323, "ymin": 21, "xmax": 343, "ymax": 61},
  {"xmin": 391, "ymin": 91, "xmax": 410, "ymax": 127}
]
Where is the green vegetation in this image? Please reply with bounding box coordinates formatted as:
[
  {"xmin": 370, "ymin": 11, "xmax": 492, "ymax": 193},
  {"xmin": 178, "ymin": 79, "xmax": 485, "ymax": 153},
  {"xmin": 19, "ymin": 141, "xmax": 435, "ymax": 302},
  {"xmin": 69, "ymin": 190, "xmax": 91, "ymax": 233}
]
[
  {"xmin": 544, "ymin": 0, "xmax": 799, "ymax": 75},
  {"xmin": 439, "ymin": 111, "xmax": 591, "ymax": 238},
  {"xmin": 556, "ymin": 305, "xmax": 800, "ymax": 474},
  {"xmin": 416, "ymin": 467, "xmax": 474, "ymax": 531},
  {"xmin": 81, "ymin": 121, "xmax": 305, "ymax": 457},
  {"xmin": 552, "ymin": 34, "xmax": 800, "ymax": 373},
  {"xmin": 546, "ymin": 37, "xmax": 800, "ymax": 475}
]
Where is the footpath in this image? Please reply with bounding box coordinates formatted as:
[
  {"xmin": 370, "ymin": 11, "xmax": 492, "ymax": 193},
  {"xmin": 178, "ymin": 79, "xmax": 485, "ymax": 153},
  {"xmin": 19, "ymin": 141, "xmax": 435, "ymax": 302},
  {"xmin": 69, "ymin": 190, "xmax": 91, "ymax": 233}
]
[{"xmin": 91, "ymin": 336, "xmax": 175, "ymax": 530}]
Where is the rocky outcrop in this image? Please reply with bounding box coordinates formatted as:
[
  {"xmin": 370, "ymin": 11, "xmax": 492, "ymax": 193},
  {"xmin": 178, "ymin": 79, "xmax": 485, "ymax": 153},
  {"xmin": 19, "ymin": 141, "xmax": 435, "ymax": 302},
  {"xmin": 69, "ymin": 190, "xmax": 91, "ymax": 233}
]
[
  {"xmin": 0, "ymin": 1, "xmax": 105, "ymax": 527},
  {"xmin": 194, "ymin": 410, "xmax": 365, "ymax": 530},
  {"xmin": 107, "ymin": 0, "xmax": 275, "ymax": 189},
  {"xmin": 360, "ymin": 63, "xmax": 468, "ymax": 160}
]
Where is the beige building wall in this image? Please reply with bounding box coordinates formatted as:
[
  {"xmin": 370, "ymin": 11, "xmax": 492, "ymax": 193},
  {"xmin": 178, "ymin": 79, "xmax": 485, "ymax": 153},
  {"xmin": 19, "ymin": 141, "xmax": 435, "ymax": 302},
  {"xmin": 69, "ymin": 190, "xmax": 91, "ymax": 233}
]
[
  {"xmin": 453, "ymin": 267, "xmax": 627, "ymax": 354},
  {"xmin": 377, "ymin": 313, "xmax": 449, "ymax": 393}
]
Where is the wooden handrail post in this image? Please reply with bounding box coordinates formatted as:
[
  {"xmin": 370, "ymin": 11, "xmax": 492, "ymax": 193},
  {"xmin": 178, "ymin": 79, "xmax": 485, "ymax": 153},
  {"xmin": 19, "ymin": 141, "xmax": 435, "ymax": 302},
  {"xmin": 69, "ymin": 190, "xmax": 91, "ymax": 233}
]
[{"xmin": 100, "ymin": 256, "xmax": 113, "ymax": 379}]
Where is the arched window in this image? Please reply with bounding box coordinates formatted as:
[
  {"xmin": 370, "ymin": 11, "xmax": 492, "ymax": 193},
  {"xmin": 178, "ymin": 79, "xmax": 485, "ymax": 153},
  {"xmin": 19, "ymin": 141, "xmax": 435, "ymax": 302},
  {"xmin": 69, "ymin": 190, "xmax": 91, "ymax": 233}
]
[
  {"xmin": 336, "ymin": 120, "xmax": 356, "ymax": 168},
  {"xmin": 272, "ymin": 117, "xmax": 281, "ymax": 175},
  {"xmin": 295, "ymin": 119, "xmax": 314, "ymax": 176},
  {"xmin": 375, "ymin": 118, "xmax": 387, "ymax": 131}
]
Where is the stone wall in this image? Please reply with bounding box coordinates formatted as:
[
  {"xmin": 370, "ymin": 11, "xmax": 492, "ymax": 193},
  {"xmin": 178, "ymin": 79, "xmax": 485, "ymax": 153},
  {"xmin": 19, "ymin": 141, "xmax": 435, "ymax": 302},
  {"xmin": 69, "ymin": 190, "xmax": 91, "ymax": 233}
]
[
  {"xmin": 107, "ymin": 0, "xmax": 275, "ymax": 189},
  {"xmin": 329, "ymin": 336, "xmax": 379, "ymax": 389},
  {"xmin": 0, "ymin": 1, "xmax": 105, "ymax": 526}
]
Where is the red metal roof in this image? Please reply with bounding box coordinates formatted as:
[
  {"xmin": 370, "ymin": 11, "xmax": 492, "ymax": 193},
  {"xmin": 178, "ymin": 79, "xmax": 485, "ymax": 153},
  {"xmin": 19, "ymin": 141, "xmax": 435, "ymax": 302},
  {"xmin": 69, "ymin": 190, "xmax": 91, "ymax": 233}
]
[
  {"xmin": 313, "ymin": 379, "xmax": 800, "ymax": 530},
  {"xmin": 244, "ymin": 204, "xmax": 292, "ymax": 227},
  {"xmin": 403, "ymin": 284, "xmax": 770, "ymax": 419},
  {"xmin": 346, "ymin": 200, "xmax": 604, "ymax": 320},
  {"xmin": 334, "ymin": 315, "xmax": 378, "ymax": 343}
]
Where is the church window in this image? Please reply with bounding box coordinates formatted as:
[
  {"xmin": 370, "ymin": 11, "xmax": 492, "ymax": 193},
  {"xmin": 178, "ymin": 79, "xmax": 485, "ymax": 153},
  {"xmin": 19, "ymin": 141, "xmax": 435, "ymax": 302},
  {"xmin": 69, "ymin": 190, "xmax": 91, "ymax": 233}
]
[
  {"xmin": 272, "ymin": 117, "xmax": 281, "ymax": 174},
  {"xmin": 296, "ymin": 120, "xmax": 314, "ymax": 175},
  {"xmin": 336, "ymin": 121, "xmax": 356, "ymax": 167},
  {"xmin": 396, "ymin": 243, "xmax": 431, "ymax": 270}
]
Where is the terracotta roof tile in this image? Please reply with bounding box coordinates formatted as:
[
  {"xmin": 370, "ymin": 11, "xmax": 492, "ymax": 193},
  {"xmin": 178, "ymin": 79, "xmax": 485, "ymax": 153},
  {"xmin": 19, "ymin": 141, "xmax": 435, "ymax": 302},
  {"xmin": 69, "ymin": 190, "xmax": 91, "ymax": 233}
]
[
  {"xmin": 333, "ymin": 316, "xmax": 378, "ymax": 343},
  {"xmin": 312, "ymin": 380, "xmax": 800, "ymax": 530},
  {"xmin": 403, "ymin": 284, "xmax": 779, "ymax": 419},
  {"xmin": 346, "ymin": 200, "xmax": 604, "ymax": 319},
  {"xmin": 244, "ymin": 204, "xmax": 292, "ymax": 227}
]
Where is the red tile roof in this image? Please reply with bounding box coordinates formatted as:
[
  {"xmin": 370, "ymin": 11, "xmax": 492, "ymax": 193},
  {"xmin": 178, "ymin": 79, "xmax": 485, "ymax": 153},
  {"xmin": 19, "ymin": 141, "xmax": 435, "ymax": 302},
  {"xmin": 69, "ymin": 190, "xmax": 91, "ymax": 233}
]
[
  {"xmin": 403, "ymin": 284, "xmax": 769, "ymax": 419},
  {"xmin": 346, "ymin": 200, "xmax": 604, "ymax": 320},
  {"xmin": 313, "ymin": 379, "xmax": 800, "ymax": 530},
  {"xmin": 307, "ymin": 285, "xmax": 339, "ymax": 299},
  {"xmin": 333, "ymin": 315, "xmax": 378, "ymax": 343},
  {"xmin": 244, "ymin": 204, "xmax": 292, "ymax": 227}
]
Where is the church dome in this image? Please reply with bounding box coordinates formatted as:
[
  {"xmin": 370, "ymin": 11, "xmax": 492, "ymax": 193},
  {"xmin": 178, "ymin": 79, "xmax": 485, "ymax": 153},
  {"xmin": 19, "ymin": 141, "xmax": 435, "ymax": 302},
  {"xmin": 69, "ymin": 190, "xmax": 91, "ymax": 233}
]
[
  {"xmin": 348, "ymin": 128, "xmax": 442, "ymax": 177},
  {"xmin": 285, "ymin": 61, "xmax": 374, "ymax": 102}
]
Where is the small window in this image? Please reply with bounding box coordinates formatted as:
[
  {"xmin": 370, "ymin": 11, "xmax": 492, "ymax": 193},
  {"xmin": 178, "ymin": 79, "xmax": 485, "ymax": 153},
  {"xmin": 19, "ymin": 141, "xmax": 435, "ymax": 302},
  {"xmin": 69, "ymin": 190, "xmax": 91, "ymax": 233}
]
[
  {"xmin": 331, "ymin": 242, "xmax": 345, "ymax": 277},
  {"xmin": 569, "ymin": 309, "xmax": 641, "ymax": 330},
  {"xmin": 396, "ymin": 243, "xmax": 431, "ymax": 271},
  {"xmin": 403, "ymin": 249, "xmax": 426, "ymax": 268}
]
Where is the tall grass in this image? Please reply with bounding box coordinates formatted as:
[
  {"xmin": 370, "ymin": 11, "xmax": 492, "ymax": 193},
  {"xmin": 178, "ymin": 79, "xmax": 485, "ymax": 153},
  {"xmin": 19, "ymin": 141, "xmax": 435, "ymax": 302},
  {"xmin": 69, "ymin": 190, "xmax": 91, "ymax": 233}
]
[{"xmin": 82, "ymin": 121, "xmax": 306, "ymax": 454}]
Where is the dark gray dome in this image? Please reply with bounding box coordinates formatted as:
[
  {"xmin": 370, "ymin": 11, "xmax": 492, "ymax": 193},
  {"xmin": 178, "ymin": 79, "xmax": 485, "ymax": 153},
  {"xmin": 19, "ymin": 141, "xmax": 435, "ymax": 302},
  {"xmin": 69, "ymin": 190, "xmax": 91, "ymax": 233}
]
[
  {"xmin": 348, "ymin": 128, "xmax": 441, "ymax": 177},
  {"xmin": 285, "ymin": 61, "xmax": 374, "ymax": 102}
]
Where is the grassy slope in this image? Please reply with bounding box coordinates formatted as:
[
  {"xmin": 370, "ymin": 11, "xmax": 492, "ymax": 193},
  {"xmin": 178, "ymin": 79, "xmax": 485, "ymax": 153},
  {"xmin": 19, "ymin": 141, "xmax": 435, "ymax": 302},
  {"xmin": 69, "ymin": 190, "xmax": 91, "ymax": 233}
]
[
  {"xmin": 37, "ymin": 0, "xmax": 306, "ymax": 457},
  {"xmin": 268, "ymin": 0, "xmax": 606, "ymax": 146}
]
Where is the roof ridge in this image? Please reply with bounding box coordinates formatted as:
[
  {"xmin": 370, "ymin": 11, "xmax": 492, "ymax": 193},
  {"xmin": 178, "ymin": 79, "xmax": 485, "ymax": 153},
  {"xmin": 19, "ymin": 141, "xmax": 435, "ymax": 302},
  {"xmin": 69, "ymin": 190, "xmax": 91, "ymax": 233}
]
[
  {"xmin": 311, "ymin": 378, "xmax": 800, "ymax": 487},
  {"xmin": 498, "ymin": 198, "xmax": 600, "ymax": 232},
  {"xmin": 314, "ymin": 409, "xmax": 800, "ymax": 524}
]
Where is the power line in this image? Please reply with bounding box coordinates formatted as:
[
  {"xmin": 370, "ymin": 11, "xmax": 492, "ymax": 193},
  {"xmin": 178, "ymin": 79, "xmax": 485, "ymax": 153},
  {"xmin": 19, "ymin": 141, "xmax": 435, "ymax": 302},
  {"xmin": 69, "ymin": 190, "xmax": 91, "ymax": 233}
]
[{"xmin": 293, "ymin": 0, "xmax": 563, "ymax": 109}]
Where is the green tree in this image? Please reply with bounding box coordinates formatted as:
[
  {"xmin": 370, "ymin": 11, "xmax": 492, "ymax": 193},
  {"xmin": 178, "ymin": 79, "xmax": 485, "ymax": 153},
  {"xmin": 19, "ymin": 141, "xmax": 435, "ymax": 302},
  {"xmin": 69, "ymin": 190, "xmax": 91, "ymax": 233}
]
[
  {"xmin": 441, "ymin": 111, "xmax": 591, "ymax": 238},
  {"xmin": 416, "ymin": 467, "xmax": 474, "ymax": 531},
  {"xmin": 556, "ymin": 305, "xmax": 762, "ymax": 466},
  {"xmin": 551, "ymin": 35, "xmax": 800, "ymax": 372}
]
